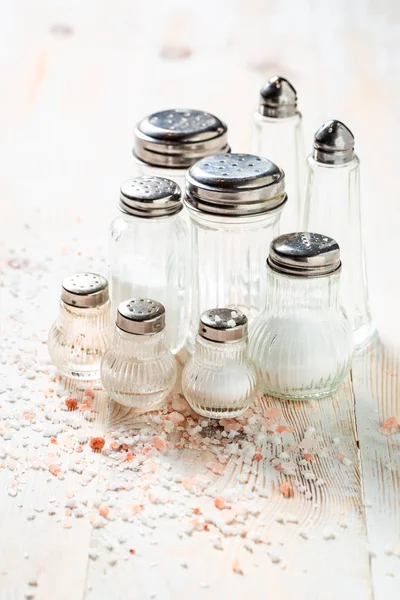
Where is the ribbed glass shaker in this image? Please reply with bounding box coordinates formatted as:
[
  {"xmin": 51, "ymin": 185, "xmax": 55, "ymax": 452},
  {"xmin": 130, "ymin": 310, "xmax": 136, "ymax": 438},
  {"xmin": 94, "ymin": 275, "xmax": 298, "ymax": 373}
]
[
  {"xmin": 133, "ymin": 109, "xmax": 229, "ymax": 189},
  {"xmin": 249, "ymin": 233, "xmax": 353, "ymax": 400},
  {"xmin": 48, "ymin": 273, "xmax": 113, "ymax": 380},
  {"xmin": 252, "ymin": 76, "xmax": 305, "ymax": 234},
  {"xmin": 101, "ymin": 298, "xmax": 176, "ymax": 410},
  {"xmin": 182, "ymin": 308, "xmax": 258, "ymax": 419},
  {"xmin": 185, "ymin": 152, "xmax": 286, "ymax": 352},
  {"xmin": 302, "ymin": 120, "xmax": 375, "ymax": 348},
  {"xmin": 109, "ymin": 176, "xmax": 189, "ymax": 354}
]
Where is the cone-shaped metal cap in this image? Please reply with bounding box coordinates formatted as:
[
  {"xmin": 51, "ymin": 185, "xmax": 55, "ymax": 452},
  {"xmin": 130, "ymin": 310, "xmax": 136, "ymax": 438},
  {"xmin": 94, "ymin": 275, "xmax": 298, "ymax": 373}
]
[
  {"xmin": 313, "ymin": 120, "xmax": 355, "ymax": 165},
  {"xmin": 259, "ymin": 76, "xmax": 297, "ymax": 118}
]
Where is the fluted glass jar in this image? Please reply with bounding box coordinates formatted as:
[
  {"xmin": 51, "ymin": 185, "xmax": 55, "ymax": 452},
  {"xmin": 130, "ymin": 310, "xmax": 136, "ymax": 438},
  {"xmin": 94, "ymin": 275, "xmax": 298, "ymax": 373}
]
[
  {"xmin": 182, "ymin": 308, "xmax": 258, "ymax": 418},
  {"xmin": 252, "ymin": 76, "xmax": 305, "ymax": 234},
  {"xmin": 250, "ymin": 233, "xmax": 353, "ymax": 400},
  {"xmin": 109, "ymin": 176, "xmax": 189, "ymax": 354},
  {"xmin": 302, "ymin": 120, "xmax": 375, "ymax": 348},
  {"xmin": 133, "ymin": 108, "xmax": 229, "ymax": 190},
  {"xmin": 101, "ymin": 299, "xmax": 176, "ymax": 410},
  {"xmin": 48, "ymin": 273, "xmax": 112, "ymax": 380},
  {"xmin": 185, "ymin": 153, "xmax": 286, "ymax": 352}
]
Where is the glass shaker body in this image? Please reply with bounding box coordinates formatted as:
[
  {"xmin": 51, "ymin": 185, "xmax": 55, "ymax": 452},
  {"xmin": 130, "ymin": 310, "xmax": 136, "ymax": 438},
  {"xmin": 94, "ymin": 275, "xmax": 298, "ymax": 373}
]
[
  {"xmin": 185, "ymin": 153, "xmax": 286, "ymax": 352},
  {"xmin": 101, "ymin": 299, "xmax": 176, "ymax": 410},
  {"xmin": 109, "ymin": 177, "xmax": 189, "ymax": 354},
  {"xmin": 252, "ymin": 76, "xmax": 304, "ymax": 233},
  {"xmin": 182, "ymin": 309, "xmax": 258, "ymax": 418},
  {"xmin": 249, "ymin": 233, "xmax": 353, "ymax": 400},
  {"xmin": 187, "ymin": 208, "xmax": 282, "ymax": 350},
  {"xmin": 252, "ymin": 112, "xmax": 304, "ymax": 233},
  {"xmin": 303, "ymin": 153, "xmax": 374, "ymax": 348},
  {"xmin": 48, "ymin": 274, "xmax": 112, "ymax": 381}
]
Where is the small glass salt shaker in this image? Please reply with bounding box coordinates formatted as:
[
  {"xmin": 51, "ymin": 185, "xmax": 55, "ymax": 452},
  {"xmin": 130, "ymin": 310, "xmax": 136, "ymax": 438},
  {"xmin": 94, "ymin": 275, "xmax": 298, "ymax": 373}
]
[
  {"xmin": 101, "ymin": 298, "xmax": 176, "ymax": 410},
  {"xmin": 182, "ymin": 308, "xmax": 258, "ymax": 419},
  {"xmin": 302, "ymin": 120, "xmax": 375, "ymax": 348},
  {"xmin": 48, "ymin": 273, "xmax": 112, "ymax": 380},
  {"xmin": 109, "ymin": 176, "xmax": 189, "ymax": 354},
  {"xmin": 249, "ymin": 233, "xmax": 353, "ymax": 400},
  {"xmin": 185, "ymin": 153, "xmax": 286, "ymax": 352},
  {"xmin": 252, "ymin": 76, "xmax": 305, "ymax": 233},
  {"xmin": 133, "ymin": 108, "xmax": 229, "ymax": 189}
]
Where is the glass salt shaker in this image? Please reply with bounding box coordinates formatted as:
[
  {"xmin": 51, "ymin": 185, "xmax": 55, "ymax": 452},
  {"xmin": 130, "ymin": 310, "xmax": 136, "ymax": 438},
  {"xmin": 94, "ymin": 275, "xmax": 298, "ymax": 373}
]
[
  {"xmin": 249, "ymin": 233, "xmax": 353, "ymax": 400},
  {"xmin": 101, "ymin": 298, "xmax": 176, "ymax": 410},
  {"xmin": 182, "ymin": 308, "xmax": 258, "ymax": 419},
  {"xmin": 185, "ymin": 153, "xmax": 286, "ymax": 352},
  {"xmin": 109, "ymin": 176, "xmax": 189, "ymax": 354},
  {"xmin": 252, "ymin": 76, "xmax": 305, "ymax": 233},
  {"xmin": 133, "ymin": 108, "xmax": 229, "ymax": 190},
  {"xmin": 48, "ymin": 273, "xmax": 112, "ymax": 380},
  {"xmin": 302, "ymin": 120, "xmax": 375, "ymax": 348}
]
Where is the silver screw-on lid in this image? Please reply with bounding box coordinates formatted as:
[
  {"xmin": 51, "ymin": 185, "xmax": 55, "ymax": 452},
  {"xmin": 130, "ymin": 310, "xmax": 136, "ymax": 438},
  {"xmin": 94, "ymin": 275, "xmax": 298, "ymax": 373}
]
[
  {"xmin": 198, "ymin": 308, "xmax": 248, "ymax": 343},
  {"xmin": 185, "ymin": 153, "xmax": 286, "ymax": 217},
  {"xmin": 267, "ymin": 232, "xmax": 341, "ymax": 277},
  {"xmin": 259, "ymin": 76, "xmax": 298, "ymax": 118},
  {"xmin": 119, "ymin": 176, "xmax": 182, "ymax": 218},
  {"xmin": 134, "ymin": 109, "xmax": 229, "ymax": 168},
  {"xmin": 117, "ymin": 298, "xmax": 165, "ymax": 335},
  {"xmin": 61, "ymin": 273, "xmax": 109, "ymax": 308},
  {"xmin": 313, "ymin": 120, "xmax": 355, "ymax": 165}
]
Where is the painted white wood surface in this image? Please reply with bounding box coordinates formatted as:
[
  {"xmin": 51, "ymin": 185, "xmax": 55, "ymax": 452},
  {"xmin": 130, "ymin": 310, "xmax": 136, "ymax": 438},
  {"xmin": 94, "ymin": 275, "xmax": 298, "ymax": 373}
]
[{"xmin": 0, "ymin": 1, "xmax": 399, "ymax": 599}]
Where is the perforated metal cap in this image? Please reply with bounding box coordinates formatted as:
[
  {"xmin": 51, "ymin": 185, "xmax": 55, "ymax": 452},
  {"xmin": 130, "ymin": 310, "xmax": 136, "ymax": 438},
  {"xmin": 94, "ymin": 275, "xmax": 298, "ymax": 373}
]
[
  {"xmin": 313, "ymin": 120, "xmax": 355, "ymax": 165},
  {"xmin": 199, "ymin": 308, "xmax": 248, "ymax": 343},
  {"xmin": 267, "ymin": 232, "xmax": 341, "ymax": 277},
  {"xmin": 61, "ymin": 273, "xmax": 109, "ymax": 308},
  {"xmin": 117, "ymin": 298, "xmax": 166, "ymax": 335},
  {"xmin": 134, "ymin": 109, "xmax": 229, "ymax": 168},
  {"xmin": 259, "ymin": 76, "xmax": 298, "ymax": 118},
  {"xmin": 119, "ymin": 176, "xmax": 182, "ymax": 218},
  {"xmin": 185, "ymin": 154, "xmax": 286, "ymax": 217}
]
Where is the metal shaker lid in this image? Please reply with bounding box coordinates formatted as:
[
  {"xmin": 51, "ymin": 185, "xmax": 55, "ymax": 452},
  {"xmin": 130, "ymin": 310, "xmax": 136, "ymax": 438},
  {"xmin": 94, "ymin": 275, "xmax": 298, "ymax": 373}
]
[
  {"xmin": 185, "ymin": 153, "xmax": 286, "ymax": 217},
  {"xmin": 134, "ymin": 109, "xmax": 229, "ymax": 168},
  {"xmin": 119, "ymin": 176, "xmax": 182, "ymax": 218},
  {"xmin": 199, "ymin": 308, "xmax": 248, "ymax": 343},
  {"xmin": 259, "ymin": 76, "xmax": 298, "ymax": 118},
  {"xmin": 61, "ymin": 273, "xmax": 109, "ymax": 308},
  {"xmin": 267, "ymin": 232, "xmax": 341, "ymax": 277},
  {"xmin": 313, "ymin": 120, "xmax": 355, "ymax": 165},
  {"xmin": 117, "ymin": 298, "xmax": 166, "ymax": 335}
]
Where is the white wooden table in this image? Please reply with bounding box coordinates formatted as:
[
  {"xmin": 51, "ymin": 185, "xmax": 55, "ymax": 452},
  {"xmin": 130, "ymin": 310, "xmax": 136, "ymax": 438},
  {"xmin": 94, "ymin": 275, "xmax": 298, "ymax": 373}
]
[{"xmin": 1, "ymin": 2, "xmax": 399, "ymax": 599}]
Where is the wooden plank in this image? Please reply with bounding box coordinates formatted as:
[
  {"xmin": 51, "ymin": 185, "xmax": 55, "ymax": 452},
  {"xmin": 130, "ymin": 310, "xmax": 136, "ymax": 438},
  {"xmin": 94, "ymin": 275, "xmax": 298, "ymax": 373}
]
[{"xmin": 352, "ymin": 340, "xmax": 400, "ymax": 599}]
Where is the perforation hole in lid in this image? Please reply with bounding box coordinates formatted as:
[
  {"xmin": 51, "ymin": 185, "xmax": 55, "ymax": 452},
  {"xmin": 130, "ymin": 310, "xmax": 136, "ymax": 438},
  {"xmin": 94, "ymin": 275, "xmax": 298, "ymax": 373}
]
[{"xmin": 144, "ymin": 109, "xmax": 220, "ymax": 135}]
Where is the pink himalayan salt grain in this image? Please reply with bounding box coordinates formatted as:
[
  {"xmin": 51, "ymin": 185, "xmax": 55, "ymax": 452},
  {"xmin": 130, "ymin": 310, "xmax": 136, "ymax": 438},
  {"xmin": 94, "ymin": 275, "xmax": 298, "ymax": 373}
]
[
  {"xmin": 98, "ymin": 505, "xmax": 109, "ymax": 518},
  {"xmin": 263, "ymin": 407, "xmax": 283, "ymax": 419},
  {"xmin": 166, "ymin": 412, "xmax": 185, "ymax": 425},
  {"xmin": 84, "ymin": 388, "xmax": 95, "ymax": 399},
  {"xmin": 219, "ymin": 418, "xmax": 242, "ymax": 432},
  {"xmin": 232, "ymin": 558, "xmax": 244, "ymax": 575},
  {"xmin": 152, "ymin": 436, "xmax": 166, "ymax": 451},
  {"xmin": 279, "ymin": 482, "xmax": 291, "ymax": 497},
  {"xmin": 214, "ymin": 496, "xmax": 230, "ymax": 510},
  {"xmin": 379, "ymin": 416, "xmax": 399, "ymax": 436},
  {"xmin": 206, "ymin": 461, "xmax": 224, "ymax": 475}
]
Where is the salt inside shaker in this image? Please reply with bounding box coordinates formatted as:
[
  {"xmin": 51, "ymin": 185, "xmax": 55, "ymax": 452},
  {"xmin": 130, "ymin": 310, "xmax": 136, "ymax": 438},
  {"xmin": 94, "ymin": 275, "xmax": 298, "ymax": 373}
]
[
  {"xmin": 109, "ymin": 176, "xmax": 189, "ymax": 354},
  {"xmin": 252, "ymin": 76, "xmax": 305, "ymax": 233},
  {"xmin": 48, "ymin": 273, "xmax": 112, "ymax": 381},
  {"xmin": 249, "ymin": 233, "xmax": 353, "ymax": 400},
  {"xmin": 101, "ymin": 298, "xmax": 176, "ymax": 410},
  {"xmin": 182, "ymin": 308, "xmax": 258, "ymax": 419},
  {"xmin": 133, "ymin": 109, "xmax": 229, "ymax": 189},
  {"xmin": 302, "ymin": 120, "xmax": 375, "ymax": 348},
  {"xmin": 185, "ymin": 153, "xmax": 286, "ymax": 351}
]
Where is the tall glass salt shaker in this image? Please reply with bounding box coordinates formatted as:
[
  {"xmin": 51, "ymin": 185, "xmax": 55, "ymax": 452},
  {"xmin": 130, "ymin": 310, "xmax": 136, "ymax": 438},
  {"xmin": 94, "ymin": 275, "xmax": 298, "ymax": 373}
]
[
  {"xmin": 133, "ymin": 109, "xmax": 229, "ymax": 189},
  {"xmin": 185, "ymin": 153, "xmax": 286, "ymax": 352},
  {"xmin": 252, "ymin": 76, "xmax": 305, "ymax": 233},
  {"xmin": 101, "ymin": 298, "xmax": 176, "ymax": 410},
  {"xmin": 109, "ymin": 176, "xmax": 189, "ymax": 354},
  {"xmin": 302, "ymin": 120, "xmax": 375, "ymax": 347},
  {"xmin": 249, "ymin": 233, "xmax": 353, "ymax": 400},
  {"xmin": 48, "ymin": 273, "xmax": 112, "ymax": 380},
  {"xmin": 182, "ymin": 308, "xmax": 258, "ymax": 419}
]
